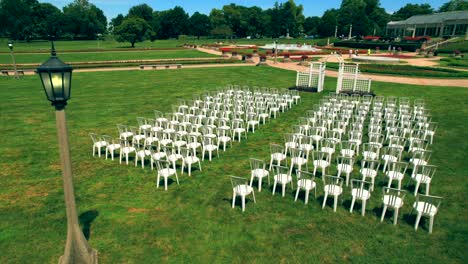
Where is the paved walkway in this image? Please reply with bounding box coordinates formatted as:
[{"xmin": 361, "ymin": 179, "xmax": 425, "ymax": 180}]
[{"xmin": 197, "ymin": 48, "xmax": 467, "ymax": 87}]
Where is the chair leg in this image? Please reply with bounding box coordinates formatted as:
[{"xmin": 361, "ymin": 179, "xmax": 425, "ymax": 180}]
[
  {"xmin": 397, "ymin": 179, "xmax": 402, "ymax": 190},
  {"xmin": 429, "ymin": 215, "xmax": 434, "ymax": 234},
  {"xmin": 250, "ymin": 174, "xmax": 254, "ymax": 187},
  {"xmin": 414, "ymin": 181, "xmax": 421, "ymax": 196},
  {"xmin": 295, "ymin": 188, "xmax": 300, "ymax": 202},
  {"xmin": 232, "ymin": 193, "xmax": 236, "ymax": 208},
  {"xmin": 333, "ymin": 195, "xmax": 338, "ymax": 212},
  {"xmin": 393, "ymin": 208, "xmax": 399, "ymax": 225},
  {"xmin": 305, "ymin": 190, "xmax": 309, "ymax": 205},
  {"xmin": 414, "ymin": 212, "xmax": 422, "ymax": 231},
  {"xmin": 281, "ymin": 184, "xmax": 286, "ymax": 197},
  {"xmin": 362, "ymin": 200, "xmax": 366, "ymax": 216},
  {"xmin": 269, "ymin": 159, "xmax": 273, "ymax": 171},
  {"xmin": 350, "ymin": 197, "xmax": 356, "ymax": 213},
  {"xmin": 381, "ymin": 205, "xmax": 388, "ymax": 222},
  {"xmin": 175, "ymin": 173, "xmax": 179, "ymax": 185},
  {"xmin": 164, "ymin": 177, "xmax": 168, "ymax": 191},
  {"xmin": 252, "ymin": 190, "xmax": 256, "ymax": 203},
  {"xmin": 258, "ymin": 177, "xmax": 263, "ymax": 192},
  {"xmin": 272, "ymin": 181, "xmax": 277, "ymax": 195},
  {"xmin": 241, "ymin": 196, "xmax": 246, "ymax": 212},
  {"xmin": 425, "ymin": 183, "xmax": 430, "ymax": 195},
  {"xmin": 322, "ymin": 193, "xmax": 328, "ymax": 209},
  {"xmin": 156, "ymin": 174, "xmax": 160, "ymax": 188}
]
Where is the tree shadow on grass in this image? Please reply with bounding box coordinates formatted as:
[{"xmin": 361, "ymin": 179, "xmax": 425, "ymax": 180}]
[{"xmin": 79, "ymin": 209, "xmax": 99, "ymax": 240}]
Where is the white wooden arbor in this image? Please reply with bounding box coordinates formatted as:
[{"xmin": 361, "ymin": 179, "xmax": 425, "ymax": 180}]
[
  {"xmin": 336, "ymin": 58, "xmax": 372, "ymax": 94},
  {"xmin": 296, "ymin": 62, "xmax": 326, "ymax": 92}
]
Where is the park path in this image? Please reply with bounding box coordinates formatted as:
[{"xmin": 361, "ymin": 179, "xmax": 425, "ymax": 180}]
[{"xmin": 197, "ymin": 47, "xmax": 468, "ymax": 87}]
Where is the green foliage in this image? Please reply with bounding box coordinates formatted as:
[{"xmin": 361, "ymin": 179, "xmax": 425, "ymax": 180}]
[
  {"xmin": 303, "ymin": 16, "xmax": 320, "ymax": 35},
  {"xmin": 210, "ymin": 25, "xmax": 233, "ymax": 38},
  {"xmin": 158, "ymin": 6, "xmax": 189, "ymax": 39},
  {"xmin": 318, "ymin": 9, "xmax": 339, "ymax": 37},
  {"xmin": 114, "ymin": 17, "xmax": 150, "ymax": 48},
  {"xmin": 439, "ymin": 0, "xmax": 468, "ymax": 12},
  {"xmin": 62, "ymin": 0, "xmax": 107, "ymax": 39},
  {"xmin": 189, "ymin": 12, "xmax": 212, "ymax": 39},
  {"xmin": 392, "ymin": 3, "xmax": 434, "ymax": 21}
]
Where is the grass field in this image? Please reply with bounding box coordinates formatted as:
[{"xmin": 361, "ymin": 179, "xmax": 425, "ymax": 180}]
[
  {"xmin": 0, "ymin": 37, "xmax": 337, "ymax": 52},
  {"xmin": 0, "ymin": 50, "xmax": 218, "ymax": 64},
  {"xmin": 440, "ymin": 56, "xmax": 468, "ymax": 68},
  {"xmin": 0, "ymin": 67, "xmax": 466, "ymax": 263}
]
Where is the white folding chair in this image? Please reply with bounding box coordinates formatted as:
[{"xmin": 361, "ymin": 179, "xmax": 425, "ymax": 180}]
[
  {"xmin": 249, "ymin": 158, "xmax": 270, "ymax": 192},
  {"xmin": 350, "ymin": 179, "xmax": 372, "ymax": 216},
  {"xmin": 322, "ymin": 175, "xmax": 343, "ymax": 212},
  {"xmin": 412, "ymin": 194, "xmax": 442, "ymax": 234},
  {"xmin": 294, "ymin": 170, "xmax": 316, "ymax": 204},
  {"xmin": 381, "ymin": 187, "xmax": 406, "ymax": 225}
]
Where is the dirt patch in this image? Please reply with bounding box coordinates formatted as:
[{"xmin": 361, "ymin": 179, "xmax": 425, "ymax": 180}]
[{"xmin": 128, "ymin": 207, "xmax": 149, "ymax": 213}]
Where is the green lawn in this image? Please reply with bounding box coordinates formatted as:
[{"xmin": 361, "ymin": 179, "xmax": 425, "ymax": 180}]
[
  {"xmin": 439, "ymin": 56, "xmax": 468, "ymax": 68},
  {"xmin": 0, "ymin": 67, "xmax": 466, "ymax": 263},
  {"xmin": 0, "ymin": 50, "xmax": 218, "ymax": 64},
  {"xmin": 0, "ymin": 37, "xmax": 337, "ymax": 53}
]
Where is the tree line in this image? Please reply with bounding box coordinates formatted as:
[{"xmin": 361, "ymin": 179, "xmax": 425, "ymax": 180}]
[{"xmin": 0, "ymin": 0, "xmax": 466, "ymax": 43}]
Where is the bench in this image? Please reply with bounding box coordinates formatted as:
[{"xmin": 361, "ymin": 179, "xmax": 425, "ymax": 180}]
[
  {"xmin": 139, "ymin": 64, "xmax": 182, "ymax": 70},
  {"xmin": 1, "ymin": 70, "xmax": 25, "ymax": 76}
]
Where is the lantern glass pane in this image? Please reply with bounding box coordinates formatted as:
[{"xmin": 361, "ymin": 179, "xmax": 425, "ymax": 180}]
[
  {"xmin": 63, "ymin": 72, "xmax": 71, "ymax": 100},
  {"xmin": 51, "ymin": 72, "xmax": 64, "ymax": 100},
  {"xmin": 40, "ymin": 72, "xmax": 54, "ymax": 101}
]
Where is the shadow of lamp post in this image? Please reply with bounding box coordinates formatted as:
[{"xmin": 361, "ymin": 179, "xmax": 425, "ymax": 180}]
[
  {"xmin": 8, "ymin": 41, "xmax": 19, "ymax": 79},
  {"xmin": 37, "ymin": 41, "xmax": 98, "ymax": 264}
]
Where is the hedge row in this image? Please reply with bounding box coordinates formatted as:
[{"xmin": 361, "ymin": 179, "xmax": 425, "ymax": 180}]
[{"xmin": 334, "ymin": 41, "xmax": 420, "ymax": 52}]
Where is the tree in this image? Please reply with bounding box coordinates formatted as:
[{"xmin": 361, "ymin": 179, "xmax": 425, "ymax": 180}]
[
  {"xmin": 338, "ymin": 0, "xmax": 370, "ymax": 37},
  {"xmin": 33, "ymin": 3, "xmax": 65, "ymax": 38},
  {"xmin": 128, "ymin": 4, "xmax": 154, "ymax": 22},
  {"xmin": 210, "ymin": 25, "xmax": 233, "ymax": 38},
  {"xmin": 304, "ymin": 16, "xmax": 320, "ymax": 36},
  {"xmin": 110, "ymin": 14, "xmax": 124, "ymax": 33},
  {"xmin": 392, "ymin": 4, "xmax": 434, "ymax": 21},
  {"xmin": 114, "ymin": 17, "xmax": 150, "ymax": 47},
  {"xmin": 439, "ymin": 0, "xmax": 468, "ymax": 12},
  {"xmin": 62, "ymin": 0, "xmax": 107, "ymax": 39},
  {"xmin": 318, "ymin": 9, "xmax": 338, "ymax": 37},
  {"xmin": 0, "ymin": 0, "xmax": 39, "ymax": 40},
  {"xmin": 189, "ymin": 12, "xmax": 211, "ymax": 39},
  {"xmin": 157, "ymin": 6, "xmax": 189, "ymax": 39}
]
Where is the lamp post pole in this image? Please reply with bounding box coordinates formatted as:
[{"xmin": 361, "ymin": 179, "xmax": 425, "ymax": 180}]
[
  {"xmin": 37, "ymin": 41, "xmax": 98, "ymax": 264},
  {"xmin": 274, "ymin": 40, "xmax": 278, "ymax": 64},
  {"xmin": 8, "ymin": 42, "xmax": 19, "ymax": 79}
]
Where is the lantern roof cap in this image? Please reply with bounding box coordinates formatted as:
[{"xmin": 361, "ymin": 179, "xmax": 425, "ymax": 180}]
[{"xmin": 37, "ymin": 41, "xmax": 72, "ymax": 72}]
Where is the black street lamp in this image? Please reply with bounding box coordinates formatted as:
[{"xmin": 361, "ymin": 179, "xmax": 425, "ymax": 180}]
[
  {"xmin": 37, "ymin": 41, "xmax": 98, "ymax": 264},
  {"xmin": 7, "ymin": 41, "xmax": 19, "ymax": 79}
]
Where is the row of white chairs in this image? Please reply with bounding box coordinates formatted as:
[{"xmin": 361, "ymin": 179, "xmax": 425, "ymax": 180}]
[
  {"xmin": 253, "ymin": 94, "xmax": 442, "ymax": 233},
  {"xmin": 231, "ymin": 165, "xmax": 442, "ymax": 234}
]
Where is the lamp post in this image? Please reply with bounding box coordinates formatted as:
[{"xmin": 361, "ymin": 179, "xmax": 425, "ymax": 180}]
[
  {"xmin": 8, "ymin": 41, "xmax": 19, "ymax": 79},
  {"xmin": 274, "ymin": 40, "xmax": 278, "ymax": 64},
  {"xmin": 37, "ymin": 41, "xmax": 98, "ymax": 264}
]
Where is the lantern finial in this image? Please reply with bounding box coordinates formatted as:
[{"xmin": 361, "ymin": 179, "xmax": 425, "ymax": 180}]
[{"xmin": 51, "ymin": 40, "xmax": 57, "ymax": 57}]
